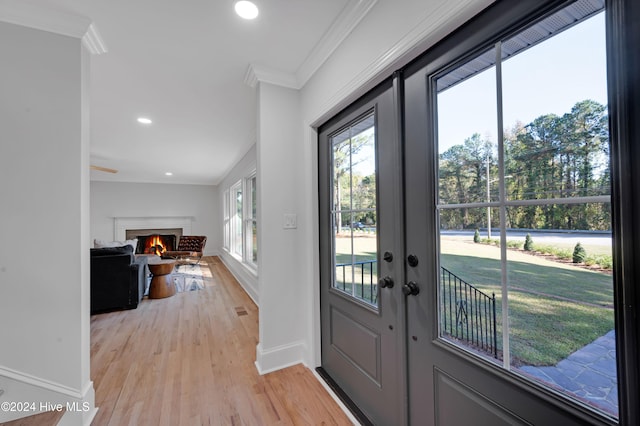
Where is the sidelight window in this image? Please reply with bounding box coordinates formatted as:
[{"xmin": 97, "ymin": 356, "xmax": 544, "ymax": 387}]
[{"xmin": 435, "ymin": 2, "xmax": 616, "ymax": 419}]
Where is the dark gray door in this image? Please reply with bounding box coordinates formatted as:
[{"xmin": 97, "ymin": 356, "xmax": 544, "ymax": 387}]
[
  {"xmin": 319, "ymin": 78, "xmax": 406, "ymax": 425},
  {"xmin": 403, "ymin": 1, "xmax": 619, "ymax": 424}
]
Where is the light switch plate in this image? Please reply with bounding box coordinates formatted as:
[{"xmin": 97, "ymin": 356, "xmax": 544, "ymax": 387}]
[{"xmin": 283, "ymin": 213, "xmax": 297, "ymax": 229}]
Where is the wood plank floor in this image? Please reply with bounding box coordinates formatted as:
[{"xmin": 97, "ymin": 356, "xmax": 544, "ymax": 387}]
[{"xmin": 4, "ymin": 257, "xmax": 352, "ymax": 426}]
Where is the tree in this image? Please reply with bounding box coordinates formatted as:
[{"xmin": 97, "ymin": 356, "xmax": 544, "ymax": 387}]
[
  {"xmin": 439, "ymin": 133, "xmax": 494, "ymax": 229},
  {"xmin": 524, "ymin": 233, "xmax": 534, "ymax": 251},
  {"xmin": 573, "ymin": 242, "xmax": 587, "ymax": 263},
  {"xmin": 332, "ymin": 132, "xmax": 374, "ymax": 232}
]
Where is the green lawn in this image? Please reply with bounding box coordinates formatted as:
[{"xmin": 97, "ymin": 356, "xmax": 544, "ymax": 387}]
[
  {"xmin": 334, "ymin": 234, "xmax": 378, "ymax": 304},
  {"xmin": 331, "ymin": 233, "xmax": 615, "ymax": 366},
  {"xmin": 440, "ymin": 239, "xmax": 614, "ymax": 366}
]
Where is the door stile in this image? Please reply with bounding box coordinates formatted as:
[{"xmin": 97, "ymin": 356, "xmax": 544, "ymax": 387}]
[{"xmin": 391, "ymin": 70, "xmax": 409, "ymax": 424}]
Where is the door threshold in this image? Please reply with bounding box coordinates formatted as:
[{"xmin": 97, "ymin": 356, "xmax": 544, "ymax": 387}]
[{"xmin": 315, "ymin": 367, "xmax": 374, "ymax": 426}]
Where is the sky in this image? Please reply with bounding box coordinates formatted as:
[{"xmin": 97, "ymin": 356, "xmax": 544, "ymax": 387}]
[
  {"xmin": 343, "ymin": 11, "xmax": 607, "ymax": 177},
  {"xmin": 437, "ymin": 12, "xmax": 607, "ymax": 154}
]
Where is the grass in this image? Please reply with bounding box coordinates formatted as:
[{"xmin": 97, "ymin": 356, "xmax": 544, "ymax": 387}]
[
  {"xmin": 331, "ymin": 233, "xmax": 615, "ymax": 366},
  {"xmin": 334, "ymin": 234, "xmax": 378, "ymax": 304},
  {"xmin": 441, "ymin": 239, "xmax": 614, "ymax": 366},
  {"xmin": 475, "ymin": 238, "xmax": 613, "ymax": 270},
  {"xmin": 505, "ymin": 292, "xmax": 613, "ymax": 366}
]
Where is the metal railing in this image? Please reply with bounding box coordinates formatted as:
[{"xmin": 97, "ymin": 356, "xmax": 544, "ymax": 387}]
[
  {"xmin": 440, "ymin": 267, "xmax": 498, "ymax": 358},
  {"xmin": 334, "ymin": 260, "xmax": 498, "ymax": 359},
  {"xmin": 335, "ymin": 260, "xmax": 377, "ymax": 305}
]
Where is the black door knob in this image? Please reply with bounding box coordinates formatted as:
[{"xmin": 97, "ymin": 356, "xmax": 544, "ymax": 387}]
[
  {"xmin": 407, "ymin": 254, "xmax": 419, "ymax": 267},
  {"xmin": 402, "ymin": 281, "xmax": 420, "ymax": 296},
  {"xmin": 383, "ymin": 251, "xmax": 393, "ymax": 262},
  {"xmin": 379, "ymin": 276, "xmax": 394, "ymax": 288}
]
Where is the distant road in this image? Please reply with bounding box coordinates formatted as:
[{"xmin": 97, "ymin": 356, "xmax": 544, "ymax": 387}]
[{"xmin": 441, "ymin": 229, "xmax": 612, "ymax": 247}]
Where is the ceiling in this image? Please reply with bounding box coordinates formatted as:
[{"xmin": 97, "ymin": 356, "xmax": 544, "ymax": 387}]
[{"xmin": 31, "ymin": 0, "xmax": 356, "ymax": 185}]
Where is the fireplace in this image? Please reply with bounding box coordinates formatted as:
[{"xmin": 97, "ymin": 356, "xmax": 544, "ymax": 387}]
[
  {"xmin": 114, "ymin": 216, "xmax": 193, "ymax": 254},
  {"xmin": 126, "ymin": 228, "xmax": 183, "ymax": 255}
]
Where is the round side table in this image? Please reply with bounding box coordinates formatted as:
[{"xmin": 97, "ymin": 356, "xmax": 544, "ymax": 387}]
[{"xmin": 147, "ymin": 259, "xmax": 176, "ymax": 299}]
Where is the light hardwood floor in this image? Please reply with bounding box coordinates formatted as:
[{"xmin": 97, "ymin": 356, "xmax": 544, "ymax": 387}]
[{"xmin": 4, "ymin": 257, "xmax": 352, "ymax": 426}]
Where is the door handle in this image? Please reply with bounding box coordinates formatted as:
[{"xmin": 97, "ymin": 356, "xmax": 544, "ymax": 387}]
[
  {"xmin": 402, "ymin": 281, "xmax": 420, "ymax": 296},
  {"xmin": 379, "ymin": 276, "xmax": 394, "ymax": 288}
]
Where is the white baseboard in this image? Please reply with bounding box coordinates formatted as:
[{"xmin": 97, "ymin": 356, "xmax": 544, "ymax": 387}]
[
  {"xmin": 218, "ymin": 251, "xmax": 259, "ymax": 305},
  {"xmin": 0, "ymin": 366, "xmax": 96, "ymax": 425},
  {"xmin": 254, "ymin": 341, "xmax": 306, "ymax": 375}
]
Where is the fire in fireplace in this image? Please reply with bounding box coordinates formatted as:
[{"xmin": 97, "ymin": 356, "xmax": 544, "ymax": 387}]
[
  {"xmin": 126, "ymin": 228, "xmax": 183, "ymax": 255},
  {"xmin": 136, "ymin": 234, "xmax": 177, "ymax": 255}
]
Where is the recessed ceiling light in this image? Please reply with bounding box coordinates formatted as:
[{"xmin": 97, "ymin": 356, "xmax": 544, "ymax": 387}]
[
  {"xmin": 165, "ymin": 172, "xmax": 173, "ymax": 176},
  {"xmin": 235, "ymin": 1, "xmax": 259, "ymax": 20},
  {"xmin": 137, "ymin": 117, "xmax": 152, "ymax": 124}
]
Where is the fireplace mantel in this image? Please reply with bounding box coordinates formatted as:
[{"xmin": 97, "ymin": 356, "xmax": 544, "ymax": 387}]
[{"xmin": 114, "ymin": 216, "xmax": 193, "ymax": 241}]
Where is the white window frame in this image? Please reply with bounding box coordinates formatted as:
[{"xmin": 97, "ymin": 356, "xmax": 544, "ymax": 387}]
[
  {"xmin": 223, "ymin": 189, "xmax": 230, "ymax": 251},
  {"xmin": 223, "ymin": 172, "xmax": 258, "ymax": 271},
  {"xmin": 230, "ymin": 180, "xmax": 243, "ymax": 258},
  {"xmin": 244, "ymin": 173, "xmax": 257, "ymax": 270}
]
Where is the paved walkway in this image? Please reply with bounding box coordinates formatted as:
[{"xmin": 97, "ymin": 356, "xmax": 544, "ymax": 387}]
[{"xmin": 519, "ymin": 330, "xmax": 618, "ymax": 416}]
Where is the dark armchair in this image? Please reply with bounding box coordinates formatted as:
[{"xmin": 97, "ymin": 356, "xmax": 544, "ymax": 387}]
[
  {"xmin": 162, "ymin": 235, "xmax": 207, "ymax": 264},
  {"xmin": 90, "ymin": 245, "xmax": 148, "ymax": 314}
]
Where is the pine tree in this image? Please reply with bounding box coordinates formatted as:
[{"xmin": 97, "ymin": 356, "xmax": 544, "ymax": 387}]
[
  {"xmin": 573, "ymin": 242, "xmax": 587, "ymax": 263},
  {"xmin": 524, "ymin": 233, "xmax": 534, "ymax": 251}
]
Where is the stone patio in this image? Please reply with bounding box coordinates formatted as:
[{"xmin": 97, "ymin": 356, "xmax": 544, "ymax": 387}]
[{"xmin": 519, "ymin": 330, "xmax": 618, "ymax": 416}]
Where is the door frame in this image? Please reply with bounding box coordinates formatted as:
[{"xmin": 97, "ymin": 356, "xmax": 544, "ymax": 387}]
[{"xmin": 606, "ymin": 0, "xmax": 640, "ymax": 423}]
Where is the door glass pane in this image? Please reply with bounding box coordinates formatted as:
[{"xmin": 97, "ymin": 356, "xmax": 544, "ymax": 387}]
[
  {"xmin": 506, "ymin": 203, "xmax": 614, "ymax": 416},
  {"xmin": 438, "ymin": 47, "xmax": 498, "ymax": 206},
  {"xmin": 502, "ymin": 9, "xmax": 615, "ymax": 417},
  {"xmin": 503, "ymin": 13, "xmax": 609, "ymax": 202},
  {"xmin": 435, "ymin": 2, "xmax": 615, "ymax": 419},
  {"xmin": 439, "ymin": 207, "xmax": 500, "ymax": 360},
  {"xmin": 331, "ymin": 114, "xmax": 378, "ymax": 307}
]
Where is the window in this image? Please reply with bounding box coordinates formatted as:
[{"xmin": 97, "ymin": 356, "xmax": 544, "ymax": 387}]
[
  {"xmin": 244, "ymin": 174, "xmax": 257, "ymax": 268},
  {"xmin": 223, "ymin": 173, "xmax": 258, "ymax": 270},
  {"xmin": 436, "ymin": 4, "xmax": 617, "ymax": 418},
  {"xmin": 330, "ymin": 113, "xmax": 378, "ymax": 307},
  {"xmin": 231, "ymin": 181, "xmax": 243, "ymax": 257},
  {"xmin": 223, "ymin": 189, "xmax": 230, "ymax": 250}
]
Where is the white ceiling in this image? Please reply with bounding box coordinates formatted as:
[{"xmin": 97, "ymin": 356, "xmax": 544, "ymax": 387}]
[{"xmin": 30, "ymin": 0, "xmax": 356, "ymax": 185}]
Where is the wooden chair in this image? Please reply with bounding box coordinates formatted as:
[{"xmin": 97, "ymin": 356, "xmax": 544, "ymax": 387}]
[{"xmin": 162, "ymin": 235, "xmax": 207, "ymax": 264}]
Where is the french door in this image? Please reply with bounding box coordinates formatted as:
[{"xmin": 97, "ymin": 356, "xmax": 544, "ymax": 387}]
[
  {"xmin": 318, "ymin": 78, "xmax": 407, "ymax": 425},
  {"xmin": 319, "ymin": 0, "xmax": 639, "ymax": 424}
]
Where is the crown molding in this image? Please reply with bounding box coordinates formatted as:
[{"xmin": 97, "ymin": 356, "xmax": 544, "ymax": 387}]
[
  {"xmin": 243, "ymin": 64, "xmax": 259, "ymax": 88},
  {"xmin": 244, "ymin": 0, "xmax": 377, "ymax": 90},
  {"xmin": 309, "ymin": 0, "xmax": 492, "ymax": 126},
  {"xmin": 82, "ymin": 23, "xmax": 107, "ymax": 55},
  {"xmin": 0, "ymin": 0, "xmax": 107, "ymax": 55},
  {"xmin": 296, "ymin": 0, "xmax": 377, "ymax": 88},
  {"xmin": 244, "ymin": 64, "xmax": 299, "ymax": 89}
]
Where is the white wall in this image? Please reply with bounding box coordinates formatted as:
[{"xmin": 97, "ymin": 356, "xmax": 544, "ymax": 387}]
[
  {"xmin": 217, "ymin": 145, "xmax": 258, "ymax": 303},
  {"xmin": 254, "ymin": 83, "xmax": 306, "ymax": 373},
  {"xmin": 0, "ymin": 21, "xmax": 95, "ymax": 424},
  {"xmin": 90, "ymin": 181, "xmax": 219, "ymax": 256},
  {"xmin": 252, "ymin": 0, "xmax": 495, "ymax": 372}
]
